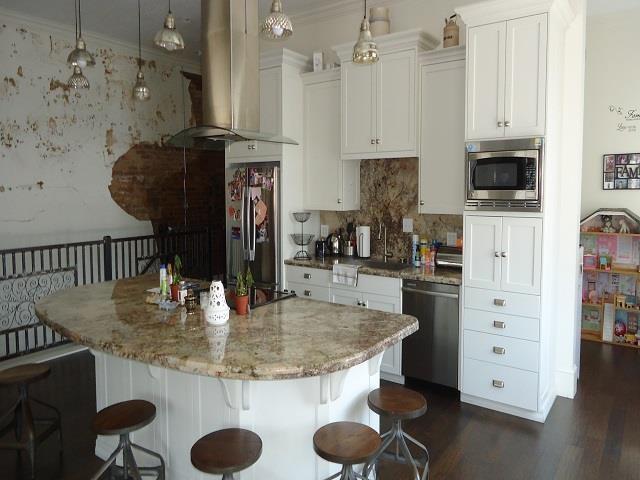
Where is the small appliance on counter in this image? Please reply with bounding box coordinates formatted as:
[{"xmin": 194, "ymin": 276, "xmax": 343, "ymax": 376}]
[
  {"xmin": 326, "ymin": 231, "xmax": 341, "ymax": 256},
  {"xmin": 356, "ymin": 226, "xmax": 371, "ymax": 258},
  {"xmin": 435, "ymin": 246, "xmax": 463, "ymax": 269}
]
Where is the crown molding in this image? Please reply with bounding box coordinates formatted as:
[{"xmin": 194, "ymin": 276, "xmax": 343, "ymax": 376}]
[
  {"xmin": 290, "ymin": 0, "xmax": 411, "ymax": 26},
  {"xmin": 260, "ymin": 48, "xmax": 311, "ymax": 71},
  {"xmin": 300, "ymin": 68, "xmax": 341, "ymax": 85},
  {"xmin": 333, "ymin": 29, "xmax": 439, "ymax": 62},
  {"xmin": 418, "ymin": 45, "xmax": 466, "ymax": 66},
  {"xmin": 0, "ymin": 6, "xmax": 201, "ymax": 73}
]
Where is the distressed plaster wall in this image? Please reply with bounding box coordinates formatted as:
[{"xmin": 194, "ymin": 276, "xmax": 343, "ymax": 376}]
[
  {"xmin": 320, "ymin": 158, "xmax": 463, "ymax": 260},
  {"xmin": 0, "ymin": 11, "xmax": 198, "ymax": 249}
]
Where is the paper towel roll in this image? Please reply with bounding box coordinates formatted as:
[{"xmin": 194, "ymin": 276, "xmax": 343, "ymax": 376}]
[{"xmin": 356, "ymin": 226, "xmax": 371, "ymax": 258}]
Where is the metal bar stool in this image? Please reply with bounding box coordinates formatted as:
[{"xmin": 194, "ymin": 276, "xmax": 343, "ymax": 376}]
[
  {"xmin": 191, "ymin": 428, "xmax": 262, "ymax": 479},
  {"xmin": 363, "ymin": 386, "xmax": 429, "ymax": 480},
  {"xmin": 314, "ymin": 421, "xmax": 381, "ymax": 480},
  {"xmin": 0, "ymin": 363, "xmax": 62, "ymax": 480},
  {"xmin": 90, "ymin": 399, "xmax": 165, "ymax": 480}
]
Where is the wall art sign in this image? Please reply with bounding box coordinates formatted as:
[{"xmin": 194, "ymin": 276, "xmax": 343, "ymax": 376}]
[
  {"xmin": 603, "ymin": 154, "xmax": 640, "ymax": 190},
  {"xmin": 608, "ymin": 105, "xmax": 640, "ymax": 134}
]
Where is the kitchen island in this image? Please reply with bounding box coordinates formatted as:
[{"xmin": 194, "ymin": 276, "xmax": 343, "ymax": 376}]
[{"xmin": 35, "ymin": 275, "xmax": 417, "ymax": 479}]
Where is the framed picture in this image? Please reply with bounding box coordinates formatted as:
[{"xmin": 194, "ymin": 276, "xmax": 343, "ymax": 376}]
[{"xmin": 603, "ymin": 153, "xmax": 640, "ymax": 190}]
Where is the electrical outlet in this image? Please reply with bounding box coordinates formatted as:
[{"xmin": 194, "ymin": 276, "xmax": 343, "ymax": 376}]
[
  {"xmin": 447, "ymin": 232, "xmax": 457, "ymax": 247},
  {"xmin": 320, "ymin": 224, "xmax": 329, "ymax": 238},
  {"xmin": 402, "ymin": 218, "xmax": 413, "ymax": 233}
]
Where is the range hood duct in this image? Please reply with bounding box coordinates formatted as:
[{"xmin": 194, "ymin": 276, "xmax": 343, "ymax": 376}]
[{"xmin": 168, "ymin": 0, "xmax": 297, "ymax": 150}]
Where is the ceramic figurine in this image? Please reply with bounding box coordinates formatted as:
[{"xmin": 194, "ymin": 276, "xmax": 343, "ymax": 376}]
[
  {"xmin": 619, "ymin": 219, "xmax": 631, "ymax": 234},
  {"xmin": 206, "ymin": 280, "xmax": 230, "ymax": 325},
  {"xmin": 601, "ymin": 215, "xmax": 615, "ymax": 233}
]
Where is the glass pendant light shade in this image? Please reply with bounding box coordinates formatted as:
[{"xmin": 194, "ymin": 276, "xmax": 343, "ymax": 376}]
[
  {"xmin": 261, "ymin": 0, "xmax": 293, "ymax": 40},
  {"xmin": 352, "ymin": 0, "xmax": 379, "ymax": 64},
  {"xmin": 68, "ymin": 65, "xmax": 90, "ymax": 89},
  {"xmin": 133, "ymin": 70, "xmax": 150, "ymax": 101},
  {"xmin": 154, "ymin": 1, "xmax": 185, "ymax": 51},
  {"xmin": 67, "ymin": 36, "xmax": 96, "ymax": 68}
]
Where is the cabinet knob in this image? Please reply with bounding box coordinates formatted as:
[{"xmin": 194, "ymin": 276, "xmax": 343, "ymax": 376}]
[
  {"xmin": 498, "ymin": 121, "xmax": 504, "ymax": 127},
  {"xmin": 303, "ymin": 273, "xmax": 312, "ymax": 279},
  {"xmin": 501, "ymin": 251, "xmax": 508, "ymax": 258},
  {"xmin": 419, "ymin": 200, "xmax": 425, "ymax": 206},
  {"xmin": 494, "ymin": 251, "xmax": 500, "ymax": 258},
  {"xmin": 304, "ymin": 290, "xmax": 312, "ymax": 297},
  {"xmin": 505, "ymin": 121, "xmax": 512, "ymax": 127},
  {"xmin": 337, "ymin": 199, "xmax": 342, "ymax": 204},
  {"xmin": 493, "ymin": 320, "xmax": 506, "ymax": 329},
  {"xmin": 492, "ymin": 379, "xmax": 505, "ymax": 389},
  {"xmin": 376, "ymin": 139, "xmax": 381, "ymax": 144},
  {"xmin": 371, "ymin": 139, "xmax": 376, "ymax": 145},
  {"xmin": 494, "ymin": 299, "xmax": 507, "ymax": 307},
  {"xmin": 492, "ymin": 346, "xmax": 506, "ymax": 355}
]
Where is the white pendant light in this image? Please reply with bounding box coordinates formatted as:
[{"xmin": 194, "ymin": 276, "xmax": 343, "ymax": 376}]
[
  {"xmin": 352, "ymin": 0, "xmax": 379, "ymax": 64},
  {"xmin": 67, "ymin": 0, "xmax": 95, "ymax": 69},
  {"xmin": 133, "ymin": 0, "xmax": 150, "ymax": 101},
  {"xmin": 154, "ymin": 0, "xmax": 185, "ymax": 51},
  {"xmin": 68, "ymin": 65, "xmax": 90, "ymax": 89},
  {"xmin": 261, "ymin": 0, "xmax": 293, "ymax": 40}
]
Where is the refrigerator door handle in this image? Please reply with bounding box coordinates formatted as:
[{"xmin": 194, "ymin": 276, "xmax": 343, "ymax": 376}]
[
  {"xmin": 241, "ymin": 184, "xmax": 247, "ymax": 260},
  {"xmin": 249, "ymin": 197, "xmax": 256, "ymax": 261}
]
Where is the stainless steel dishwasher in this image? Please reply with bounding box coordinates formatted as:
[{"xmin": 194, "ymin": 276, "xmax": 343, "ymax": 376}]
[{"xmin": 402, "ymin": 280, "xmax": 460, "ymax": 389}]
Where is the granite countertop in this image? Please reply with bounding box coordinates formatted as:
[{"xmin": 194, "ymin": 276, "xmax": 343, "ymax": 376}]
[
  {"xmin": 284, "ymin": 258, "xmax": 462, "ymax": 286},
  {"xmin": 35, "ymin": 275, "xmax": 418, "ymax": 381}
]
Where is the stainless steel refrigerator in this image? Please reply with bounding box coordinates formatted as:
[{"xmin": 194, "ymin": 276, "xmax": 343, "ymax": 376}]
[{"xmin": 225, "ymin": 163, "xmax": 280, "ymax": 289}]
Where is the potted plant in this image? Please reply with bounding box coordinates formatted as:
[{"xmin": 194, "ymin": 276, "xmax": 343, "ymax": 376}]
[
  {"xmin": 234, "ymin": 267, "xmax": 254, "ymax": 315},
  {"xmin": 170, "ymin": 255, "xmax": 183, "ymax": 302}
]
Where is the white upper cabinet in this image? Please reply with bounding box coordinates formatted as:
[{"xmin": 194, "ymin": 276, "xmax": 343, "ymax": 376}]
[
  {"xmin": 302, "ymin": 70, "xmax": 360, "ymax": 211},
  {"xmin": 418, "ymin": 47, "xmax": 466, "ymax": 215},
  {"xmin": 335, "ymin": 30, "xmax": 437, "ymax": 160},
  {"xmin": 464, "ymin": 214, "xmax": 542, "ymax": 294},
  {"xmin": 504, "ymin": 14, "xmax": 548, "ymax": 138},
  {"xmin": 500, "ymin": 217, "xmax": 542, "ymax": 295},
  {"xmin": 466, "ymin": 22, "xmax": 506, "ymax": 140},
  {"xmin": 466, "ymin": 14, "xmax": 548, "ymax": 140},
  {"xmin": 376, "ymin": 51, "xmax": 417, "ymax": 155}
]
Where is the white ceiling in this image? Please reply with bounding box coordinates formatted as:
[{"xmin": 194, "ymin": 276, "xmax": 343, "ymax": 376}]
[{"xmin": 0, "ymin": 0, "xmax": 638, "ymax": 62}]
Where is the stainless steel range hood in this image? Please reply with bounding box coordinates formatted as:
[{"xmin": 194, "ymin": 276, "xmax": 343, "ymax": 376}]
[{"xmin": 168, "ymin": 0, "xmax": 297, "ymax": 150}]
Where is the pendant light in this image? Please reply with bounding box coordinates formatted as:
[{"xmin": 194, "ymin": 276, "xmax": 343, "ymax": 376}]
[
  {"xmin": 261, "ymin": 0, "xmax": 293, "ymax": 40},
  {"xmin": 68, "ymin": 65, "xmax": 90, "ymax": 89},
  {"xmin": 352, "ymin": 0, "xmax": 379, "ymax": 64},
  {"xmin": 67, "ymin": 0, "xmax": 95, "ymax": 68},
  {"xmin": 133, "ymin": 0, "xmax": 150, "ymax": 102},
  {"xmin": 154, "ymin": 0, "xmax": 185, "ymax": 51}
]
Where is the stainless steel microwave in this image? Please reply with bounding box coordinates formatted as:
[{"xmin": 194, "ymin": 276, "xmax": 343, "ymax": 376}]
[{"xmin": 465, "ymin": 137, "xmax": 543, "ymax": 212}]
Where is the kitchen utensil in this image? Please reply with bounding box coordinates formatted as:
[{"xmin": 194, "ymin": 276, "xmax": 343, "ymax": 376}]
[{"xmin": 356, "ymin": 226, "xmax": 371, "ymax": 258}]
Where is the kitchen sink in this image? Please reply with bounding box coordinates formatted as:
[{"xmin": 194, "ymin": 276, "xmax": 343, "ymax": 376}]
[{"xmin": 358, "ymin": 260, "xmax": 411, "ymax": 271}]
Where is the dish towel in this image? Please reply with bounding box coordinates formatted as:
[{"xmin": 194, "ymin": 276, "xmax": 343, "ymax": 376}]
[{"xmin": 332, "ymin": 264, "xmax": 359, "ymax": 287}]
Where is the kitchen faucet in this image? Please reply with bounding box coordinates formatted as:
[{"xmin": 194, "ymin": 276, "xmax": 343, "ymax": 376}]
[{"xmin": 378, "ymin": 222, "xmax": 393, "ymax": 263}]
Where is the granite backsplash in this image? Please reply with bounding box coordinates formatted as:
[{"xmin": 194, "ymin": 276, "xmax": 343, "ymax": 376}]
[{"xmin": 319, "ymin": 157, "xmax": 463, "ymax": 261}]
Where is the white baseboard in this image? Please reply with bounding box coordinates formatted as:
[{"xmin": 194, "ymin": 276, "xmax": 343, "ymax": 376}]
[
  {"xmin": 380, "ymin": 372, "xmax": 405, "ymax": 384},
  {"xmin": 461, "ymin": 389, "xmax": 556, "ymax": 423},
  {"xmin": 555, "ymin": 365, "xmax": 578, "ymax": 399},
  {"xmin": 0, "ymin": 344, "xmax": 88, "ymax": 369}
]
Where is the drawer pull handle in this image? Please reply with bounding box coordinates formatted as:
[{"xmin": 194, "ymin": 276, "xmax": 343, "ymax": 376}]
[
  {"xmin": 493, "ymin": 320, "xmax": 506, "ymax": 329},
  {"xmin": 492, "ymin": 346, "xmax": 506, "ymax": 355},
  {"xmin": 494, "ymin": 299, "xmax": 507, "ymax": 307},
  {"xmin": 492, "ymin": 380, "xmax": 505, "ymax": 389},
  {"xmin": 304, "ymin": 290, "xmax": 312, "ymax": 297},
  {"xmin": 303, "ymin": 273, "xmax": 312, "ymax": 279}
]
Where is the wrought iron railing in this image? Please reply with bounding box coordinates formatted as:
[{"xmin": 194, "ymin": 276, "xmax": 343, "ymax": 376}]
[{"xmin": 0, "ymin": 227, "xmax": 214, "ymax": 361}]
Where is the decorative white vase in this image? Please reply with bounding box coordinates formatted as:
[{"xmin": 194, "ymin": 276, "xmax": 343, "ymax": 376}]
[{"xmin": 206, "ymin": 280, "xmax": 230, "ymax": 325}]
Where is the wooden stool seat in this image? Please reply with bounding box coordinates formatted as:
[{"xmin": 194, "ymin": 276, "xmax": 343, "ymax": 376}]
[
  {"xmin": 368, "ymin": 386, "xmax": 427, "ymax": 420},
  {"xmin": 313, "ymin": 421, "xmax": 381, "ymax": 466},
  {"xmin": 92, "ymin": 399, "xmax": 156, "ymax": 436},
  {"xmin": 191, "ymin": 428, "xmax": 262, "ymax": 475},
  {"xmin": 0, "ymin": 364, "xmax": 50, "ymax": 386}
]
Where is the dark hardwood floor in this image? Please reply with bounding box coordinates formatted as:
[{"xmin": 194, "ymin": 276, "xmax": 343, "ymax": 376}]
[{"xmin": 1, "ymin": 341, "xmax": 639, "ymax": 479}]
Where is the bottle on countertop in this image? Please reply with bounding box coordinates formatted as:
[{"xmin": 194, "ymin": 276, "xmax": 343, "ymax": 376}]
[
  {"xmin": 159, "ymin": 264, "xmax": 168, "ymax": 300},
  {"xmin": 412, "ymin": 234, "xmax": 421, "ymax": 267},
  {"xmin": 420, "ymin": 238, "xmax": 428, "ymax": 266}
]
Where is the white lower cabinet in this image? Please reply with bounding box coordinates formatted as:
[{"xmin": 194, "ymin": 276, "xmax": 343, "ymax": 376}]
[{"xmin": 286, "ymin": 265, "xmax": 404, "ymax": 382}]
